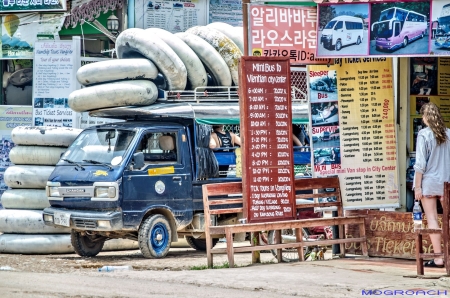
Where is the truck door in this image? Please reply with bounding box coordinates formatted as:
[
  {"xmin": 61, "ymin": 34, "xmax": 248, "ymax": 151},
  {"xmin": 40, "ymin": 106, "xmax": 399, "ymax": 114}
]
[{"xmin": 122, "ymin": 129, "xmax": 193, "ymax": 227}]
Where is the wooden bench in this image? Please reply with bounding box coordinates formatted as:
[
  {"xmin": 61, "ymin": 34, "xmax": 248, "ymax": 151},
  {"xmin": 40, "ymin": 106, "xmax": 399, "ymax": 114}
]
[
  {"xmin": 203, "ymin": 177, "xmax": 368, "ymax": 268},
  {"xmin": 415, "ymin": 182, "xmax": 450, "ymax": 276}
]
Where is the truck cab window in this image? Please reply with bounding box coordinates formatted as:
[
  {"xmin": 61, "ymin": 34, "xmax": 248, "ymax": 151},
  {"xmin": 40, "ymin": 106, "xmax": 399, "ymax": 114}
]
[
  {"xmin": 136, "ymin": 132, "xmax": 178, "ymax": 164},
  {"xmin": 60, "ymin": 129, "xmax": 135, "ymax": 166}
]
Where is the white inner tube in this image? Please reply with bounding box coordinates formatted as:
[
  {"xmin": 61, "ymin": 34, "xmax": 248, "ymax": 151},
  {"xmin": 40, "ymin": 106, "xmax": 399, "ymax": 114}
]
[
  {"xmin": 175, "ymin": 32, "xmax": 232, "ymax": 87},
  {"xmin": 68, "ymin": 80, "xmax": 158, "ymax": 112},
  {"xmin": 1, "ymin": 189, "xmax": 50, "ymax": 210},
  {"xmin": 207, "ymin": 22, "xmax": 244, "ymax": 54},
  {"xmin": 9, "ymin": 146, "xmax": 66, "ymax": 166},
  {"xmin": 147, "ymin": 28, "xmax": 208, "ymax": 90},
  {"xmin": 186, "ymin": 26, "xmax": 241, "ymax": 86},
  {"xmin": 11, "ymin": 126, "xmax": 82, "ymax": 147},
  {"xmin": 4, "ymin": 165, "xmax": 55, "ymax": 189},
  {"xmin": 116, "ymin": 28, "xmax": 187, "ymax": 91},
  {"xmin": 0, "ymin": 209, "xmax": 70, "ymax": 234},
  {"xmin": 76, "ymin": 58, "xmax": 159, "ymax": 86}
]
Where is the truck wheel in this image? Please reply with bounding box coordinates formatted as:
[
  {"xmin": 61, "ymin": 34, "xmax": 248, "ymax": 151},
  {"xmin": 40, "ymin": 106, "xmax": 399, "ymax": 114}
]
[
  {"xmin": 71, "ymin": 230, "xmax": 105, "ymax": 257},
  {"xmin": 139, "ymin": 214, "xmax": 171, "ymax": 258},
  {"xmin": 185, "ymin": 236, "xmax": 219, "ymax": 251}
]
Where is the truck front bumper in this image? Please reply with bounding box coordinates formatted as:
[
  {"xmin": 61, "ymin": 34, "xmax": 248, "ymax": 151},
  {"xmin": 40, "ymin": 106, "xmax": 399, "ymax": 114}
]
[{"xmin": 43, "ymin": 207, "xmax": 123, "ymax": 231}]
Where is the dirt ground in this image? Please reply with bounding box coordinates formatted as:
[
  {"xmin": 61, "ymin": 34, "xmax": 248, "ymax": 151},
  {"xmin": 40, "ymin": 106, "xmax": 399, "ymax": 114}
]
[
  {"xmin": 1, "ymin": 241, "xmax": 450, "ymax": 298},
  {"xmin": 0, "ymin": 241, "xmax": 279, "ymax": 273}
]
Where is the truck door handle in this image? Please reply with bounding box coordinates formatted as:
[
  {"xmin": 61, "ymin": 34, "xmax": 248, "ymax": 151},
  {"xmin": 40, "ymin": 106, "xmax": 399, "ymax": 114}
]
[{"xmin": 173, "ymin": 176, "xmax": 182, "ymax": 182}]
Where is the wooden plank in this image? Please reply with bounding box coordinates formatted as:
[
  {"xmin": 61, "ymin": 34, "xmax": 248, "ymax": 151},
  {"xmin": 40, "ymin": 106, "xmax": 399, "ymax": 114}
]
[
  {"xmin": 209, "ymin": 208, "xmax": 244, "ymax": 215},
  {"xmin": 346, "ymin": 210, "xmax": 443, "ymax": 259},
  {"xmin": 294, "ymin": 177, "xmax": 340, "ymax": 190},
  {"xmin": 209, "ymin": 238, "xmax": 366, "ymax": 254},
  {"xmin": 208, "ymin": 198, "xmax": 244, "ymax": 205},
  {"xmin": 294, "ymin": 217, "xmax": 365, "ymax": 228},
  {"xmin": 209, "ymin": 227, "xmax": 225, "ymax": 234},
  {"xmin": 209, "ymin": 216, "xmax": 364, "ymax": 234},
  {"xmin": 295, "ymin": 192, "xmax": 340, "ymax": 200},
  {"xmin": 416, "ymin": 228, "xmax": 442, "ymax": 234},
  {"xmin": 294, "ymin": 202, "xmax": 340, "ymax": 209},
  {"xmin": 419, "ymin": 253, "xmax": 444, "ymax": 258},
  {"xmin": 203, "ymin": 182, "xmax": 242, "ymax": 196}
]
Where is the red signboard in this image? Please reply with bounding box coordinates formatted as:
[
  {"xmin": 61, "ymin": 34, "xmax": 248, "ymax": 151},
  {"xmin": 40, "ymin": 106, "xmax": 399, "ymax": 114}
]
[
  {"xmin": 248, "ymin": 4, "xmax": 332, "ymax": 65},
  {"xmin": 239, "ymin": 56, "xmax": 295, "ymax": 223}
]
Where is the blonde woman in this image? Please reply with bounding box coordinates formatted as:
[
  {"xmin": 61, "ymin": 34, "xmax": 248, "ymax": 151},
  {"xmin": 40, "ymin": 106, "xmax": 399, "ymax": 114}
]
[{"xmin": 414, "ymin": 102, "xmax": 450, "ymax": 268}]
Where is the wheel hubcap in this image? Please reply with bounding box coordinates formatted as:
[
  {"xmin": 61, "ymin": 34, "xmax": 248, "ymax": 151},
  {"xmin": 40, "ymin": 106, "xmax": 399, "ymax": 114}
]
[{"xmin": 149, "ymin": 223, "xmax": 169, "ymax": 254}]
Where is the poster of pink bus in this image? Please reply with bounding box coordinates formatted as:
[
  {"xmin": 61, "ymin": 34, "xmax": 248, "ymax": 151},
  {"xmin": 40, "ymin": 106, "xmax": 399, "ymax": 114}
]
[{"xmin": 370, "ymin": 4, "xmax": 429, "ymax": 54}]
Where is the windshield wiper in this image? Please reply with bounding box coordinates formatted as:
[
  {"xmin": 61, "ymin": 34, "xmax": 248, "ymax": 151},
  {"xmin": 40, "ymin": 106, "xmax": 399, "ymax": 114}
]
[
  {"xmin": 82, "ymin": 159, "xmax": 113, "ymax": 171},
  {"xmin": 61, "ymin": 158, "xmax": 85, "ymax": 170}
]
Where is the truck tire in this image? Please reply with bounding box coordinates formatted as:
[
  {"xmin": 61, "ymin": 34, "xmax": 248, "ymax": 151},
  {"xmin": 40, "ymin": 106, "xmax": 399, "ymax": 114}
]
[
  {"xmin": 185, "ymin": 236, "xmax": 219, "ymax": 251},
  {"xmin": 71, "ymin": 230, "xmax": 105, "ymax": 257},
  {"xmin": 138, "ymin": 214, "xmax": 171, "ymax": 258}
]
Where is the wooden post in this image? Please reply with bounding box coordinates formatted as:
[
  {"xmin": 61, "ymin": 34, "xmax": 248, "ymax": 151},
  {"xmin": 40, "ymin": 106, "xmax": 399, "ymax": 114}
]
[
  {"xmin": 275, "ymin": 230, "xmax": 282, "ymax": 263},
  {"xmin": 251, "ymin": 232, "xmax": 261, "ymax": 264},
  {"xmin": 295, "ymin": 227, "xmax": 304, "ymax": 262},
  {"xmin": 416, "ymin": 232, "xmax": 424, "ymax": 276},
  {"xmin": 226, "ymin": 229, "xmax": 235, "ymax": 268},
  {"xmin": 444, "ymin": 183, "xmax": 450, "ymax": 275}
]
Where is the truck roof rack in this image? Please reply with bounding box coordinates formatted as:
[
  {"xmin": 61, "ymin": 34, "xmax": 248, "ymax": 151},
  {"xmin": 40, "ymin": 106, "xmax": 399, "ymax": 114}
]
[{"xmin": 159, "ymin": 86, "xmax": 239, "ymax": 103}]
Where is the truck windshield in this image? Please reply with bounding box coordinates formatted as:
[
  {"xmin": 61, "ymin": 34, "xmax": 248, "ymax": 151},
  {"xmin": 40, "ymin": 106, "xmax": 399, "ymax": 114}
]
[{"xmin": 59, "ymin": 129, "xmax": 136, "ymax": 166}]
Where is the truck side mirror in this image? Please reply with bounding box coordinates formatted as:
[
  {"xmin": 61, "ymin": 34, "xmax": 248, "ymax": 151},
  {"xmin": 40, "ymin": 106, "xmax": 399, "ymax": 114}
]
[{"xmin": 131, "ymin": 152, "xmax": 145, "ymax": 170}]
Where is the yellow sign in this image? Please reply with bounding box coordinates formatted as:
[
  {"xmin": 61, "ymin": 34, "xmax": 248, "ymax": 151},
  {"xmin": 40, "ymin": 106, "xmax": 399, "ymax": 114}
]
[
  {"xmin": 252, "ymin": 48, "xmax": 263, "ymax": 56},
  {"xmin": 309, "ymin": 58, "xmax": 398, "ymax": 209},
  {"xmin": 93, "ymin": 170, "xmax": 108, "ymax": 177},
  {"xmin": 148, "ymin": 166, "xmax": 175, "ymax": 176}
]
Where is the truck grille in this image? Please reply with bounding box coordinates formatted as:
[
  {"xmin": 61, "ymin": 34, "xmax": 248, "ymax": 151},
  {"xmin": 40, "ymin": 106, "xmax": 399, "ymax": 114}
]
[{"xmin": 74, "ymin": 219, "xmax": 97, "ymax": 229}]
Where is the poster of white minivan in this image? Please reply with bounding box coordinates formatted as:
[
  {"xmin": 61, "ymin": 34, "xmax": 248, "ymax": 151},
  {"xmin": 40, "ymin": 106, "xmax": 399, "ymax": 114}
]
[{"xmin": 317, "ymin": 4, "xmax": 369, "ymax": 57}]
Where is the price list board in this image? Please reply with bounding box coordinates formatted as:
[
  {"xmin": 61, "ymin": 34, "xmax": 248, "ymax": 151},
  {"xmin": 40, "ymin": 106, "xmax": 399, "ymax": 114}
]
[
  {"xmin": 239, "ymin": 57, "xmax": 295, "ymax": 223},
  {"xmin": 140, "ymin": 0, "xmax": 206, "ymax": 33},
  {"xmin": 309, "ymin": 58, "xmax": 399, "ymax": 209}
]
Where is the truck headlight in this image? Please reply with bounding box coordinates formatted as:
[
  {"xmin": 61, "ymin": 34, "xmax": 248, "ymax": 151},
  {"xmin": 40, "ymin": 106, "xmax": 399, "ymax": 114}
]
[
  {"xmin": 97, "ymin": 220, "xmax": 111, "ymax": 228},
  {"xmin": 95, "ymin": 186, "xmax": 116, "ymax": 198},
  {"xmin": 48, "ymin": 186, "xmax": 60, "ymax": 197},
  {"xmin": 43, "ymin": 214, "xmax": 54, "ymax": 222}
]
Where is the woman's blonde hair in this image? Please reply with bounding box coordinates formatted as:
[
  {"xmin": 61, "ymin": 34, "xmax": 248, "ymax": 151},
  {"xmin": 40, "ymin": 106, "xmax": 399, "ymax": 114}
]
[{"xmin": 420, "ymin": 102, "xmax": 448, "ymax": 145}]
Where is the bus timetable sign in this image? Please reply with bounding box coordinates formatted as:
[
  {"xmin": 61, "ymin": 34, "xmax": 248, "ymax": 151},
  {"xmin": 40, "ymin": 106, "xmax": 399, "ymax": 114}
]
[{"xmin": 239, "ymin": 56, "xmax": 295, "ymax": 223}]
